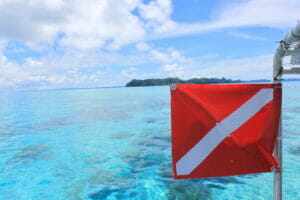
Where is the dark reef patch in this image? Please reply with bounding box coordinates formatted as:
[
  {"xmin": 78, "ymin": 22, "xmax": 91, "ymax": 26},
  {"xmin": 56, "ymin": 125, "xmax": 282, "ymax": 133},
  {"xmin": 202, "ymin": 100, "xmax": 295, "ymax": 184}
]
[
  {"xmin": 88, "ymin": 188, "xmax": 138, "ymax": 200},
  {"xmin": 207, "ymin": 177, "xmax": 244, "ymax": 185},
  {"xmin": 7, "ymin": 144, "xmax": 52, "ymax": 165},
  {"xmin": 207, "ymin": 184, "xmax": 226, "ymax": 190},
  {"xmin": 165, "ymin": 180, "xmax": 212, "ymax": 200},
  {"xmin": 28, "ymin": 117, "xmax": 71, "ymax": 131},
  {"xmin": 75, "ymin": 107, "xmax": 130, "ymax": 121}
]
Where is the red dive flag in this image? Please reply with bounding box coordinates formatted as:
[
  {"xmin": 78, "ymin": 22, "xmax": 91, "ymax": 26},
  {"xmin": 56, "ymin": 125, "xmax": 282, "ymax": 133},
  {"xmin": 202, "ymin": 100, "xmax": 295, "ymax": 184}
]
[{"xmin": 171, "ymin": 83, "xmax": 281, "ymax": 179}]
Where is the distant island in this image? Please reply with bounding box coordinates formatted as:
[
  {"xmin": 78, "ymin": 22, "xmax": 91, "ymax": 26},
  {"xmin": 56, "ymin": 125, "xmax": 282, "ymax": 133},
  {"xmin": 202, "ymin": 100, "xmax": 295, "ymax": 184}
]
[{"xmin": 126, "ymin": 77, "xmax": 241, "ymax": 87}]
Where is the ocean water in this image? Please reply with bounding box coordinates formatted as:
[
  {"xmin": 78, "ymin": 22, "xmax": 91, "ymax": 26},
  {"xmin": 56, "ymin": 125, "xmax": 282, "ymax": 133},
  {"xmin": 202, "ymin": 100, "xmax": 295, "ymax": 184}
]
[{"xmin": 0, "ymin": 83, "xmax": 299, "ymax": 200}]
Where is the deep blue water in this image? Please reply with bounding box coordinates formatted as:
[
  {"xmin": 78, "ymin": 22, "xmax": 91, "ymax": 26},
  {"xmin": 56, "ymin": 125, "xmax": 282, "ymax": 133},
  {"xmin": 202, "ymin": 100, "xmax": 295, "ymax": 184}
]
[{"xmin": 0, "ymin": 83, "xmax": 299, "ymax": 200}]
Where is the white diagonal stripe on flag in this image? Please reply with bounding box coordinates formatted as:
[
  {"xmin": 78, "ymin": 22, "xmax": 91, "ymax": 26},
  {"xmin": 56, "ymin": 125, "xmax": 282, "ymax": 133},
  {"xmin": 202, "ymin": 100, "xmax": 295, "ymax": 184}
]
[{"xmin": 176, "ymin": 88, "xmax": 274, "ymax": 176}]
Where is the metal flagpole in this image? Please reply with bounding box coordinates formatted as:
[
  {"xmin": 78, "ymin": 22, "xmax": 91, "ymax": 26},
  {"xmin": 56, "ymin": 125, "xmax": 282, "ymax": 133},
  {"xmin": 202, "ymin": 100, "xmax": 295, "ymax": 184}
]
[
  {"xmin": 273, "ymin": 38, "xmax": 283, "ymax": 200},
  {"xmin": 272, "ymin": 21, "xmax": 300, "ymax": 200}
]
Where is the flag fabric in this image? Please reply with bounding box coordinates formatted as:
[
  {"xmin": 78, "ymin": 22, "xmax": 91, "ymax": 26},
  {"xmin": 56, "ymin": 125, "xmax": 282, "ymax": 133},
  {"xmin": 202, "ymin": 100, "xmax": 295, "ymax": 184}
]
[{"xmin": 171, "ymin": 83, "xmax": 281, "ymax": 179}]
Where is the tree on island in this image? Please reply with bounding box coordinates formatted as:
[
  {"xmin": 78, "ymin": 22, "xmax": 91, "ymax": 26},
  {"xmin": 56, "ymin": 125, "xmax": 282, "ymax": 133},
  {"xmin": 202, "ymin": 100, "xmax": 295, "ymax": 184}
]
[{"xmin": 126, "ymin": 77, "xmax": 241, "ymax": 87}]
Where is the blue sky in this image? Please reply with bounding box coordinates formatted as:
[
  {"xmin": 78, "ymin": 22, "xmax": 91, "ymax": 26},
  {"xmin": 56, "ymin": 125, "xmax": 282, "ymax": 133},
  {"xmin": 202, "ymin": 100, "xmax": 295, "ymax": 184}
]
[{"xmin": 0, "ymin": 0, "xmax": 299, "ymax": 89}]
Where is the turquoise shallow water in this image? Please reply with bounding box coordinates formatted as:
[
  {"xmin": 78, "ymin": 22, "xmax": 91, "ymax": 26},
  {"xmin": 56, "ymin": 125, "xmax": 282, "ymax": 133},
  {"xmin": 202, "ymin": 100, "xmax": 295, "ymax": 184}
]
[{"xmin": 0, "ymin": 83, "xmax": 299, "ymax": 200}]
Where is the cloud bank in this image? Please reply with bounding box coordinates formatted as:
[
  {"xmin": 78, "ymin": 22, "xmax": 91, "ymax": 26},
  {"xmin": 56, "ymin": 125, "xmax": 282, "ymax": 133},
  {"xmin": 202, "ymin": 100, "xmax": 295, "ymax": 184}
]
[{"xmin": 0, "ymin": 0, "xmax": 299, "ymax": 89}]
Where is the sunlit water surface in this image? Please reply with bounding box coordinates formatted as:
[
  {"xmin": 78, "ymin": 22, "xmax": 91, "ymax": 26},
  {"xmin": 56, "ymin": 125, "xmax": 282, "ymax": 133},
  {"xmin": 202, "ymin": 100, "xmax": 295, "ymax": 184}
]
[{"xmin": 0, "ymin": 83, "xmax": 299, "ymax": 200}]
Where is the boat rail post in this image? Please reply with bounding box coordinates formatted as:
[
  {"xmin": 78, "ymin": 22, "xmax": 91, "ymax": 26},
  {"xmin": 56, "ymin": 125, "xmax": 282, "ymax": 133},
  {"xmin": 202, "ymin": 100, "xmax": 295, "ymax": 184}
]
[
  {"xmin": 272, "ymin": 21, "xmax": 300, "ymax": 200},
  {"xmin": 273, "ymin": 46, "xmax": 283, "ymax": 200}
]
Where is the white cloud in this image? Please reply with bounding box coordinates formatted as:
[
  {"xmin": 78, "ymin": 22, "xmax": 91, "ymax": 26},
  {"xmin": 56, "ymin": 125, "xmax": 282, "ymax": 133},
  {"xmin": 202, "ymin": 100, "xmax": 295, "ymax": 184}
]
[
  {"xmin": 0, "ymin": 46, "xmax": 194, "ymax": 89},
  {"xmin": 151, "ymin": 48, "xmax": 194, "ymax": 79},
  {"xmin": 0, "ymin": 50, "xmax": 276, "ymax": 89},
  {"xmin": 25, "ymin": 57, "xmax": 43, "ymax": 67},
  {"xmin": 0, "ymin": 42, "xmax": 4, "ymax": 66},
  {"xmin": 1, "ymin": 0, "xmax": 299, "ymax": 89},
  {"xmin": 0, "ymin": 50, "xmax": 147, "ymax": 89},
  {"xmin": 162, "ymin": 63, "xmax": 181, "ymax": 71},
  {"xmin": 150, "ymin": 48, "xmax": 191, "ymax": 63},
  {"xmin": 150, "ymin": 49, "xmax": 170, "ymax": 63},
  {"xmin": 135, "ymin": 42, "xmax": 151, "ymax": 51},
  {"xmin": 227, "ymin": 31, "xmax": 268, "ymax": 41},
  {"xmin": 157, "ymin": 54, "xmax": 275, "ymax": 81},
  {"xmin": 0, "ymin": 0, "xmax": 146, "ymax": 49},
  {"xmin": 0, "ymin": 0, "xmax": 299, "ymax": 49},
  {"xmin": 138, "ymin": 0, "xmax": 175, "ymax": 33},
  {"xmin": 0, "ymin": 0, "xmax": 176, "ymax": 50},
  {"xmin": 120, "ymin": 67, "xmax": 138, "ymax": 78},
  {"xmin": 61, "ymin": 0, "xmax": 146, "ymax": 50},
  {"xmin": 161, "ymin": 54, "xmax": 274, "ymax": 80},
  {"xmin": 0, "ymin": 0, "xmax": 63, "ymax": 43},
  {"xmin": 154, "ymin": 0, "xmax": 300, "ymax": 39},
  {"xmin": 201, "ymin": 55, "xmax": 273, "ymax": 80},
  {"xmin": 161, "ymin": 63, "xmax": 184, "ymax": 77},
  {"xmin": 216, "ymin": 0, "xmax": 299, "ymax": 28}
]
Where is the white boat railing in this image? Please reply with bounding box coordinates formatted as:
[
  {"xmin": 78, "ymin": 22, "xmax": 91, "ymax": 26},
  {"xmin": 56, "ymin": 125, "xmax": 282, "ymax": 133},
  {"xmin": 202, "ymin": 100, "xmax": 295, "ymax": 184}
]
[{"xmin": 273, "ymin": 21, "xmax": 300, "ymax": 200}]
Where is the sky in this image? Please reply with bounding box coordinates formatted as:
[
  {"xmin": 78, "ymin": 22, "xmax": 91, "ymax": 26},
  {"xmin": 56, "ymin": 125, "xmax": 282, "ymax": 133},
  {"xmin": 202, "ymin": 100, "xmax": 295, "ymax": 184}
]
[{"xmin": 0, "ymin": 0, "xmax": 299, "ymax": 89}]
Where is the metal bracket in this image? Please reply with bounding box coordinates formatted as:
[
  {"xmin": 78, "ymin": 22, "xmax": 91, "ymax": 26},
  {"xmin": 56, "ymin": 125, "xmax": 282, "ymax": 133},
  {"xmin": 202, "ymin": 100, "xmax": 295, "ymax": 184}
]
[
  {"xmin": 170, "ymin": 84, "xmax": 176, "ymax": 91},
  {"xmin": 271, "ymin": 166, "xmax": 279, "ymax": 173},
  {"xmin": 282, "ymin": 67, "xmax": 300, "ymax": 74},
  {"xmin": 274, "ymin": 67, "xmax": 283, "ymax": 80}
]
